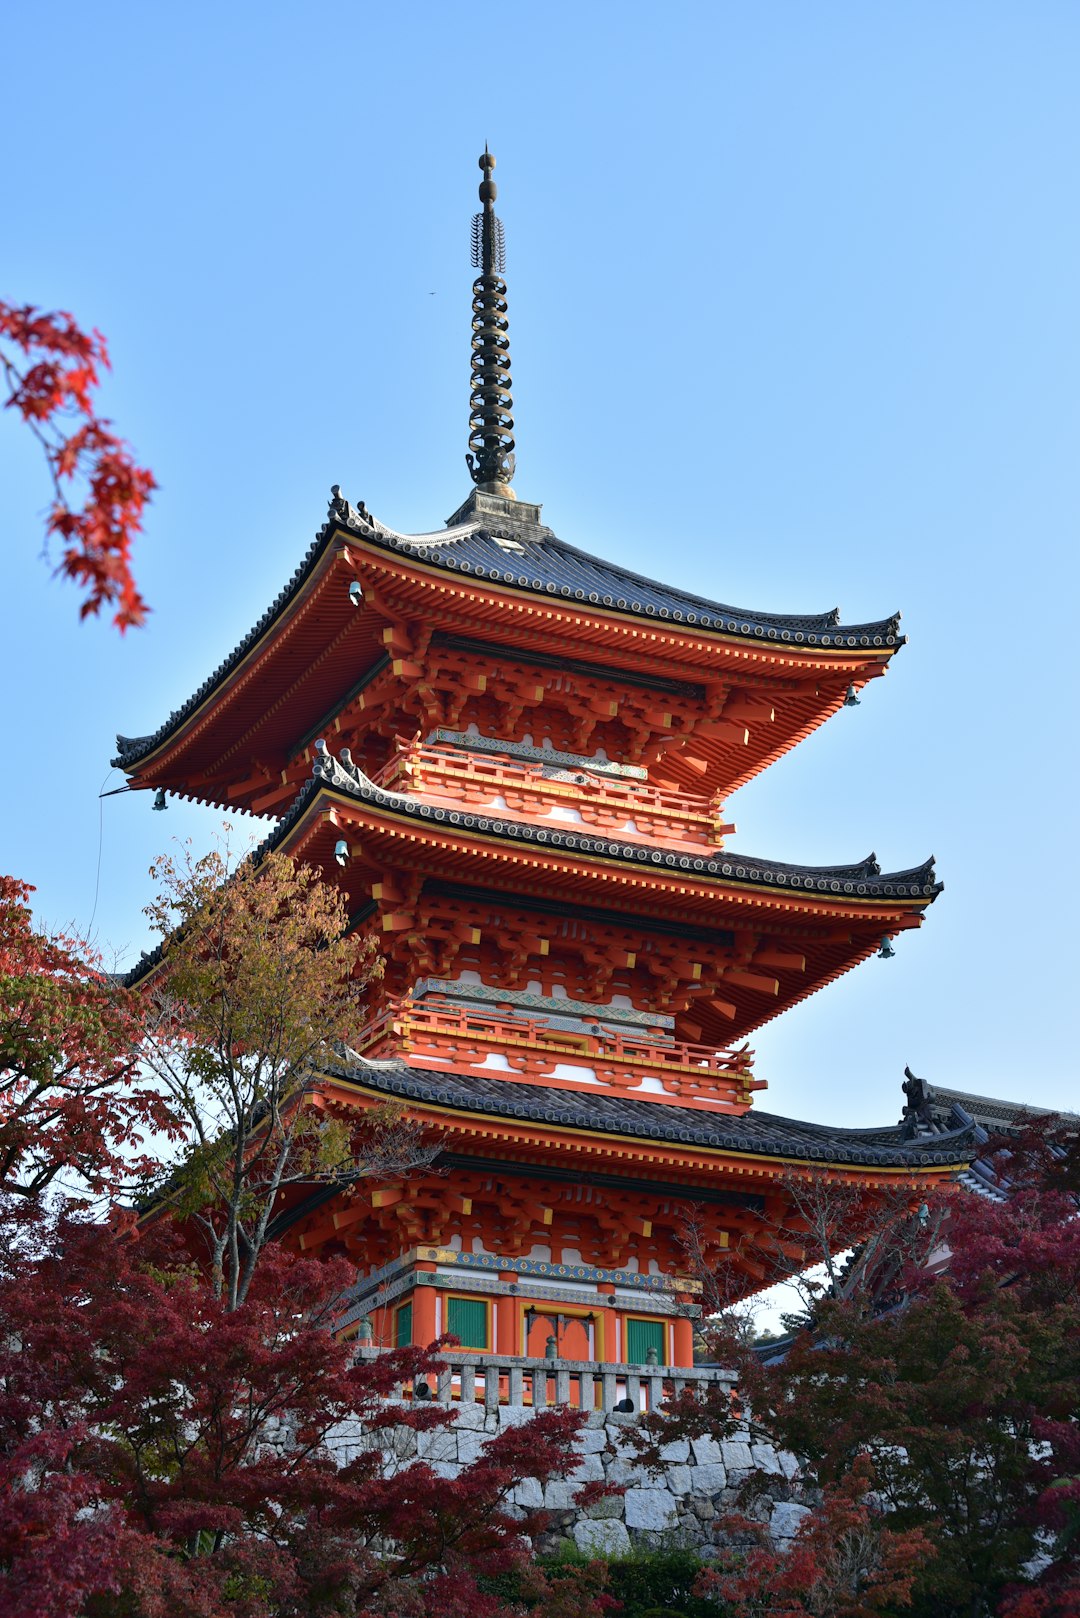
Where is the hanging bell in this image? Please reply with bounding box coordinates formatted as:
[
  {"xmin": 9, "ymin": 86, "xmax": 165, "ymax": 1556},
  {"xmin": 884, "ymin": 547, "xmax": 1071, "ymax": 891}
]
[
  {"xmin": 152, "ymin": 788, "xmax": 167, "ymax": 811},
  {"xmin": 878, "ymin": 935, "xmax": 896, "ymax": 959},
  {"xmin": 843, "ymin": 684, "xmax": 861, "ymax": 707}
]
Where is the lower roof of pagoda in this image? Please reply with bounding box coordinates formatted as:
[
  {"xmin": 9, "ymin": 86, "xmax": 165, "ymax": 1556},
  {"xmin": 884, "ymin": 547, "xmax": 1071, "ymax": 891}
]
[
  {"xmin": 322, "ymin": 1054, "xmax": 977, "ymax": 1175},
  {"xmin": 112, "ymin": 490, "xmax": 905, "ymax": 803}
]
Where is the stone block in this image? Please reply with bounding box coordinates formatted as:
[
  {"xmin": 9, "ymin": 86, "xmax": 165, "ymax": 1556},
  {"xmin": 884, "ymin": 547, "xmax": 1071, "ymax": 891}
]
[
  {"xmin": 604, "ymin": 1456, "xmax": 638, "ymax": 1486},
  {"xmin": 692, "ymin": 1496, "xmax": 716, "ymax": 1520},
  {"xmin": 573, "ymin": 1518, "xmax": 631, "ymax": 1559},
  {"xmin": 624, "ymin": 1488, "xmax": 678, "ymax": 1532},
  {"xmin": 770, "ymin": 1501, "xmax": 811, "ymax": 1542},
  {"xmin": 688, "ymin": 1462, "xmax": 727, "ymax": 1495},
  {"xmin": 416, "ymin": 1428, "xmax": 458, "ymax": 1464},
  {"xmin": 430, "ymin": 1459, "xmax": 461, "ymax": 1480},
  {"xmin": 498, "ymin": 1405, "xmax": 535, "ymax": 1427},
  {"xmin": 386, "ymin": 1428, "xmax": 417, "ymax": 1461},
  {"xmin": 751, "ymin": 1443, "xmax": 783, "ymax": 1475},
  {"xmin": 586, "ymin": 1494, "xmax": 626, "ymax": 1520},
  {"xmin": 778, "ymin": 1449, "xmax": 800, "ymax": 1479},
  {"xmin": 511, "ymin": 1477, "xmax": 544, "ymax": 1509},
  {"xmin": 690, "ymin": 1435, "xmax": 724, "ymax": 1467},
  {"xmin": 454, "ymin": 1403, "xmax": 487, "ymax": 1431},
  {"xmin": 456, "ymin": 1429, "xmax": 487, "ymax": 1465},
  {"xmin": 543, "ymin": 1480, "xmax": 577, "ymax": 1510},
  {"xmin": 664, "ymin": 1464, "xmax": 693, "ymax": 1496},
  {"xmin": 721, "ymin": 1440, "xmax": 754, "ymax": 1472},
  {"xmin": 578, "ymin": 1426, "xmax": 609, "ymax": 1454},
  {"xmin": 568, "ymin": 1453, "xmax": 606, "ymax": 1485},
  {"xmin": 658, "ymin": 1438, "xmax": 690, "ymax": 1463},
  {"xmin": 323, "ymin": 1418, "xmax": 362, "ymax": 1455}
]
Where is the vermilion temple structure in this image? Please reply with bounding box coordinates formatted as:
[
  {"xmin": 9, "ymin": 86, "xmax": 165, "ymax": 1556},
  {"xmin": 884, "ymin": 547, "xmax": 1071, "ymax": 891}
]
[{"xmin": 116, "ymin": 153, "xmax": 974, "ymax": 1370}]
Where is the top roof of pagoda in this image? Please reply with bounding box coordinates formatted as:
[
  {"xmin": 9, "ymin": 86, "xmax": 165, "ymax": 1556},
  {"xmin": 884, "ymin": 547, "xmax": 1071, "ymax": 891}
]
[
  {"xmin": 114, "ymin": 487, "xmax": 903, "ymax": 770},
  {"xmin": 343, "ymin": 488, "xmax": 903, "ymax": 642}
]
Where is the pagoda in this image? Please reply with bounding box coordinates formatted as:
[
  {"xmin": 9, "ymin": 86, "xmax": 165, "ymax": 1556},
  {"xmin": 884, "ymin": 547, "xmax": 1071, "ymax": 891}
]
[{"xmin": 116, "ymin": 152, "xmax": 974, "ymax": 1370}]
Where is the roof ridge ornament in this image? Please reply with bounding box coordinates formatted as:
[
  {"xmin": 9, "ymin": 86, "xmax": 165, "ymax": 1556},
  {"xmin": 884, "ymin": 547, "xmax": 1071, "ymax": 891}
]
[{"xmin": 466, "ymin": 147, "xmax": 516, "ymax": 498}]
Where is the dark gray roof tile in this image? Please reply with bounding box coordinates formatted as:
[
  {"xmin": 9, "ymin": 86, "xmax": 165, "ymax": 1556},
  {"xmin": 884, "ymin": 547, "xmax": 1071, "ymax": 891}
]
[
  {"xmin": 326, "ymin": 1054, "xmax": 976, "ymax": 1169},
  {"xmin": 114, "ymin": 491, "xmax": 904, "ymax": 770}
]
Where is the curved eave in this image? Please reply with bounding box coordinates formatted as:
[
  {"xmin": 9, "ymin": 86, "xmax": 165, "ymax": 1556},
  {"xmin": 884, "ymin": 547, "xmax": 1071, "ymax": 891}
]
[
  {"xmin": 319, "ymin": 1059, "xmax": 976, "ymax": 1175},
  {"xmin": 283, "ymin": 757, "xmax": 942, "ymax": 912},
  {"xmin": 339, "ymin": 506, "xmax": 904, "ymax": 648},
  {"xmin": 113, "ymin": 500, "xmax": 905, "ymax": 782},
  {"xmin": 122, "ymin": 764, "xmax": 939, "ymax": 1040},
  {"xmin": 114, "ymin": 524, "xmax": 346, "ymax": 774}
]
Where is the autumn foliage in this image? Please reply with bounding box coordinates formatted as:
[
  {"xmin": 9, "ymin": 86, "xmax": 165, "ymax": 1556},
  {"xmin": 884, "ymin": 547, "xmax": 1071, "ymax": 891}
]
[
  {"xmin": 0, "ymin": 875, "xmax": 170, "ymax": 1200},
  {"xmin": 0, "ymin": 302, "xmax": 155, "ymax": 629},
  {"xmin": 0, "ymin": 852, "xmax": 615, "ymax": 1617},
  {"xmin": 138, "ymin": 841, "xmax": 433, "ymax": 1310},
  {"xmin": 641, "ymin": 1124, "xmax": 1080, "ymax": 1618},
  {"xmin": 700, "ymin": 1456, "xmax": 932, "ymax": 1618},
  {"xmin": 0, "ymin": 1205, "xmax": 599, "ymax": 1618}
]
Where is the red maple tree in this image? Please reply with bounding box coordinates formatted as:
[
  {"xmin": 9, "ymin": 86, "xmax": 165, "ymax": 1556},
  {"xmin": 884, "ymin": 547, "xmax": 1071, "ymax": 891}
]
[
  {"xmin": 0, "ymin": 1206, "xmax": 607, "ymax": 1618},
  {"xmin": 699, "ymin": 1455, "xmax": 931, "ymax": 1618},
  {"xmin": 0, "ymin": 302, "xmax": 154, "ymax": 629},
  {"xmin": 636, "ymin": 1122, "xmax": 1080, "ymax": 1618},
  {"xmin": 0, "ymin": 853, "xmax": 615, "ymax": 1617},
  {"xmin": 0, "ymin": 875, "xmax": 173, "ymax": 1200}
]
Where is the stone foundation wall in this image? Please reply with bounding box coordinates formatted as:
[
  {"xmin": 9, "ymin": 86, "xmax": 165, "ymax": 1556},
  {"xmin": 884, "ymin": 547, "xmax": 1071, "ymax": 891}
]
[{"xmin": 322, "ymin": 1401, "xmax": 811, "ymax": 1557}]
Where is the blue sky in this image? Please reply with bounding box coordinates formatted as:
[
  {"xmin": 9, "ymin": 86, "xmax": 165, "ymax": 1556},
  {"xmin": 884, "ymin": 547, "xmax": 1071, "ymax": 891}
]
[{"xmin": 2, "ymin": 2, "xmax": 1077, "ymax": 1125}]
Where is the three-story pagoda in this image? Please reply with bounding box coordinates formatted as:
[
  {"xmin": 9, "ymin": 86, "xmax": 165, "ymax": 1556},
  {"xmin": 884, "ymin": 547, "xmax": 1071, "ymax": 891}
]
[{"xmin": 116, "ymin": 153, "xmax": 974, "ymax": 1369}]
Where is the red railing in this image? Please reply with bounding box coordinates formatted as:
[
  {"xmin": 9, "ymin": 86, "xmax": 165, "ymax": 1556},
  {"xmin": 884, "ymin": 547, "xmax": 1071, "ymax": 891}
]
[
  {"xmin": 372, "ymin": 741, "xmax": 734, "ymax": 846},
  {"xmin": 354, "ymin": 995, "xmax": 759, "ymax": 1105}
]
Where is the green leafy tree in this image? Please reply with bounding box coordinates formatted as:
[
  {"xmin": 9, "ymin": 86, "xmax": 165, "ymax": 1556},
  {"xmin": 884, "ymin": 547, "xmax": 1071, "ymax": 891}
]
[{"xmin": 140, "ymin": 841, "xmax": 438, "ymax": 1309}]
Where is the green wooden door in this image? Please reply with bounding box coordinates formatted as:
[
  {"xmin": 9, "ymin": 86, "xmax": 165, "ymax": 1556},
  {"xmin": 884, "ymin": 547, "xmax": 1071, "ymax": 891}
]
[
  {"xmin": 395, "ymin": 1300, "xmax": 413, "ymax": 1347},
  {"xmin": 625, "ymin": 1317, "xmax": 665, "ymax": 1365},
  {"xmin": 446, "ymin": 1295, "xmax": 488, "ymax": 1348}
]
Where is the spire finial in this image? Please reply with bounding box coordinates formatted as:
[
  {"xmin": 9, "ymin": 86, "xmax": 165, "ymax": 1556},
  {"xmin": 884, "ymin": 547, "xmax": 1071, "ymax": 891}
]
[{"xmin": 466, "ymin": 147, "xmax": 516, "ymax": 496}]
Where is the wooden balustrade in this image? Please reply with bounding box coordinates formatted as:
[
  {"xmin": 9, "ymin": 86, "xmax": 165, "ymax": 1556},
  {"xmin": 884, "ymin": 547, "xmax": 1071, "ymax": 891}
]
[
  {"xmin": 372, "ymin": 741, "xmax": 734, "ymax": 846},
  {"xmin": 354, "ymin": 996, "xmax": 758, "ymax": 1103}
]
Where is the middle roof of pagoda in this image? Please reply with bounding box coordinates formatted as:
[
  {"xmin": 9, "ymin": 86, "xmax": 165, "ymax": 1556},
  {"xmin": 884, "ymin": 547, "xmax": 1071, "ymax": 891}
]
[
  {"xmin": 303, "ymin": 739, "xmax": 940, "ymax": 908},
  {"xmin": 113, "ymin": 486, "xmax": 906, "ymax": 806}
]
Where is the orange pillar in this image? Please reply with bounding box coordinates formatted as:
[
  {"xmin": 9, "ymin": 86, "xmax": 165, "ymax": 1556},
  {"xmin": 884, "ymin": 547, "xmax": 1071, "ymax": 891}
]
[
  {"xmin": 596, "ymin": 1281, "xmax": 617, "ymax": 1364},
  {"xmin": 413, "ymin": 1264, "xmax": 437, "ymax": 1347},
  {"xmin": 496, "ymin": 1271, "xmax": 518, "ymax": 1355},
  {"xmin": 672, "ymin": 1307, "xmax": 694, "ymax": 1368}
]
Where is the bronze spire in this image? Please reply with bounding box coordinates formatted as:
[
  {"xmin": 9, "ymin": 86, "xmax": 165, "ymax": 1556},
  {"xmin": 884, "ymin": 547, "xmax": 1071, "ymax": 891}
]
[{"xmin": 466, "ymin": 147, "xmax": 516, "ymax": 497}]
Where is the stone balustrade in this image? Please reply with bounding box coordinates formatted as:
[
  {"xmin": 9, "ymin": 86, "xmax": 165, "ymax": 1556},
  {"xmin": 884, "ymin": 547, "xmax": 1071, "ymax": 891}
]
[{"xmin": 353, "ymin": 1345, "xmax": 734, "ymax": 1414}]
